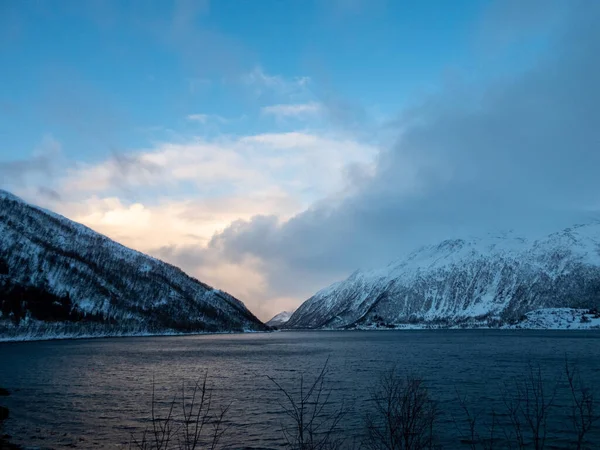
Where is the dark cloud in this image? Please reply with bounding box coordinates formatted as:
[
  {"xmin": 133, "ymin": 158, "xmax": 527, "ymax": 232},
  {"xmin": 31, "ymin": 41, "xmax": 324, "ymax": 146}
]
[
  {"xmin": 37, "ymin": 187, "xmax": 62, "ymax": 202},
  {"xmin": 195, "ymin": 1, "xmax": 600, "ymax": 299},
  {"xmin": 152, "ymin": 244, "xmax": 209, "ymax": 270},
  {"xmin": 0, "ymin": 155, "xmax": 51, "ymax": 184},
  {"xmin": 317, "ymin": 91, "xmax": 372, "ymax": 136},
  {"xmin": 0, "ymin": 137, "xmax": 61, "ymax": 191},
  {"xmin": 109, "ymin": 151, "xmax": 163, "ymax": 188}
]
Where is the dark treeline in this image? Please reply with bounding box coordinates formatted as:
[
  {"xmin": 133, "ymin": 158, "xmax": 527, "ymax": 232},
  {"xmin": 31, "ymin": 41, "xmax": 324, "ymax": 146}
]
[
  {"xmin": 0, "ymin": 255, "xmax": 106, "ymax": 325},
  {"xmin": 0, "ymin": 280, "xmax": 105, "ymax": 325}
]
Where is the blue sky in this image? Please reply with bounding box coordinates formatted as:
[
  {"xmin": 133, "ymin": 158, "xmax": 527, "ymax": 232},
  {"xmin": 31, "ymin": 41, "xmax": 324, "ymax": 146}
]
[
  {"xmin": 1, "ymin": 0, "xmax": 492, "ymax": 161},
  {"xmin": 1, "ymin": 0, "xmax": 595, "ymax": 319}
]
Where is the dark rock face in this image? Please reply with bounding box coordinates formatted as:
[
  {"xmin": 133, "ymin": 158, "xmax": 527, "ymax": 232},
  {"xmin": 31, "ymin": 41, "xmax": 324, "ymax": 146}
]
[
  {"xmin": 287, "ymin": 225, "xmax": 600, "ymax": 329},
  {"xmin": 0, "ymin": 190, "xmax": 266, "ymax": 340}
]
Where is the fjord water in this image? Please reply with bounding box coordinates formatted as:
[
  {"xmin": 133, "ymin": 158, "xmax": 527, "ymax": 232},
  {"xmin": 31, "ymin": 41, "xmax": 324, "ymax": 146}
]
[{"xmin": 1, "ymin": 330, "xmax": 600, "ymax": 449}]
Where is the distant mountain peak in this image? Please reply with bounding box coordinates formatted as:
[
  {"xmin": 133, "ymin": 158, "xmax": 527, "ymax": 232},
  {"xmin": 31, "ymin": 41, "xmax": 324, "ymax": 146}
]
[{"xmin": 265, "ymin": 310, "xmax": 294, "ymax": 327}]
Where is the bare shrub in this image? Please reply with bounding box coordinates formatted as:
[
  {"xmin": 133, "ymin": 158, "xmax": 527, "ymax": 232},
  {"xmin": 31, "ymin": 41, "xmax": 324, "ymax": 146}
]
[
  {"xmin": 364, "ymin": 369, "xmax": 437, "ymax": 450},
  {"xmin": 455, "ymin": 361, "xmax": 599, "ymax": 449},
  {"xmin": 565, "ymin": 360, "xmax": 597, "ymax": 450},
  {"xmin": 267, "ymin": 359, "xmax": 348, "ymax": 450},
  {"xmin": 454, "ymin": 364, "xmax": 558, "ymax": 450},
  {"xmin": 454, "ymin": 391, "xmax": 498, "ymax": 450},
  {"xmin": 502, "ymin": 364, "xmax": 558, "ymax": 450},
  {"xmin": 130, "ymin": 373, "xmax": 229, "ymax": 450},
  {"xmin": 116, "ymin": 361, "xmax": 600, "ymax": 449}
]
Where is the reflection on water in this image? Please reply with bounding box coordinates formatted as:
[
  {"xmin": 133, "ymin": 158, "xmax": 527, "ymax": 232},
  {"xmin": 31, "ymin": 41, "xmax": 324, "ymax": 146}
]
[{"xmin": 1, "ymin": 330, "xmax": 600, "ymax": 449}]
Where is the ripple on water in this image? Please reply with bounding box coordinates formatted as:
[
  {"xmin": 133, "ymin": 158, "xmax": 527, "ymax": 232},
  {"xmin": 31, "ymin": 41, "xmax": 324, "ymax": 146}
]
[{"xmin": 1, "ymin": 330, "xmax": 600, "ymax": 449}]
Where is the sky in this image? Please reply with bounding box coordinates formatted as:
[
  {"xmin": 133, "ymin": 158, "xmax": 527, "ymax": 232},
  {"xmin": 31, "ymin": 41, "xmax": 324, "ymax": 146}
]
[{"xmin": 1, "ymin": 0, "xmax": 599, "ymax": 321}]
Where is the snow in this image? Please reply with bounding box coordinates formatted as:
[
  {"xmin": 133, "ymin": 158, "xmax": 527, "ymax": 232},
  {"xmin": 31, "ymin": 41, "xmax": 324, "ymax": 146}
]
[
  {"xmin": 341, "ymin": 308, "xmax": 600, "ymax": 331},
  {"xmin": 288, "ymin": 222, "xmax": 600, "ymax": 330},
  {"xmin": 508, "ymin": 308, "xmax": 600, "ymax": 330},
  {"xmin": 0, "ymin": 190, "xmax": 266, "ymax": 341},
  {"xmin": 265, "ymin": 310, "xmax": 294, "ymax": 327},
  {"xmin": 0, "ymin": 320, "xmax": 268, "ymax": 343}
]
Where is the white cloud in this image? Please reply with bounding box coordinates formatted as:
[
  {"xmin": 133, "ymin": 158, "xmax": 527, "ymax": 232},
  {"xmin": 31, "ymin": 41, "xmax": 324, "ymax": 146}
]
[
  {"xmin": 241, "ymin": 66, "xmax": 311, "ymax": 97},
  {"xmin": 186, "ymin": 113, "xmax": 228, "ymax": 124},
  {"xmin": 6, "ymin": 129, "xmax": 379, "ymax": 320},
  {"xmin": 64, "ymin": 195, "xmax": 297, "ymax": 250},
  {"xmin": 241, "ymin": 131, "xmax": 320, "ymax": 148},
  {"xmin": 61, "ymin": 132, "xmax": 379, "ymax": 203},
  {"xmin": 261, "ymin": 102, "xmax": 322, "ymax": 119},
  {"xmin": 62, "ymin": 153, "xmax": 161, "ymax": 193},
  {"xmin": 186, "ymin": 114, "xmax": 209, "ymax": 123}
]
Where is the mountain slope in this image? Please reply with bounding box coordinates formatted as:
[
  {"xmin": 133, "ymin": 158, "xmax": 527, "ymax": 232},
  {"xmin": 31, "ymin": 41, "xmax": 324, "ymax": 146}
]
[
  {"xmin": 0, "ymin": 190, "xmax": 266, "ymax": 340},
  {"xmin": 265, "ymin": 310, "xmax": 294, "ymax": 328},
  {"xmin": 286, "ymin": 224, "xmax": 600, "ymax": 329}
]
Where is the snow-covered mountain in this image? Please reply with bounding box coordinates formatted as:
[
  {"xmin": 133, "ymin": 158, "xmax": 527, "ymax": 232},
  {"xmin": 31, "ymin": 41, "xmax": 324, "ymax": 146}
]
[
  {"xmin": 0, "ymin": 190, "xmax": 266, "ymax": 341},
  {"xmin": 286, "ymin": 224, "xmax": 600, "ymax": 329},
  {"xmin": 265, "ymin": 310, "xmax": 294, "ymax": 328}
]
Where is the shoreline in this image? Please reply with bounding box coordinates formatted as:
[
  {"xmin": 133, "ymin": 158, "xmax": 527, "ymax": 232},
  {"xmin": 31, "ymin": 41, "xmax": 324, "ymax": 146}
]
[
  {"xmin": 2, "ymin": 308, "xmax": 598, "ymax": 344},
  {"xmin": 2, "ymin": 325, "xmax": 600, "ymax": 345},
  {"xmin": 0, "ymin": 328, "xmax": 272, "ymax": 344}
]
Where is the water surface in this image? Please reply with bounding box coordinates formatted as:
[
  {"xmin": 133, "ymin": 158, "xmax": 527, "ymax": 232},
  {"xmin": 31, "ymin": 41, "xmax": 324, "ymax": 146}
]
[{"xmin": 1, "ymin": 330, "xmax": 599, "ymax": 449}]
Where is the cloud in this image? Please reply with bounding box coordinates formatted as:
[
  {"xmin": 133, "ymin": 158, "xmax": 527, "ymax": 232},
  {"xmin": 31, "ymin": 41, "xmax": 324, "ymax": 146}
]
[
  {"xmin": 193, "ymin": 1, "xmax": 600, "ymax": 309},
  {"xmin": 186, "ymin": 113, "xmax": 228, "ymax": 124},
  {"xmin": 7, "ymin": 0, "xmax": 596, "ymax": 323},
  {"xmin": 0, "ymin": 135, "xmax": 62, "ymax": 190},
  {"xmin": 241, "ymin": 132, "xmax": 321, "ymax": 148},
  {"xmin": 6, "ymin": 129, "xmax": 377, "ymax": 320},
  {"xmin": 187, "ymin": 114, "xmax": 209, "ymax": 123},
  {"xmin": 261, "ymin": 102, "xmax": 323, "ymax": 119},
  {"xmin": 62, "ymin": 153, "xmax": 162, "ymax": 194},
  {"xmin": 241, "ymin": 66, "xmax": 311, "ymax": 99},
  {"xmin": 60, "ymin": 132, "xmax": 378, "ymax": 203},
  {"xmin": 37, "ymin": 187, "xmax": 62, "ymax": 202}
]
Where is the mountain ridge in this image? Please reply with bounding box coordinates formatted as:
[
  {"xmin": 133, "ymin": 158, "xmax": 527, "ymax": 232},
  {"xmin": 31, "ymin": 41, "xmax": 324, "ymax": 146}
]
[
  {"xmin": 0, "ymin": 190, "xmax": 266, "ymax": 341},
  {"xmin": 285, "ymin": 223, "xmax": 600, "ymax": 329}
]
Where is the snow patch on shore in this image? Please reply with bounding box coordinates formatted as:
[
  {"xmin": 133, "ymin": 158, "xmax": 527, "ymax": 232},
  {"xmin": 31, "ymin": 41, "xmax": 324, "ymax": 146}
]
[
  {"xmin": 509, "ymin": 308, "xmax": 600, "ymax": 330},
  {"xmin": 346, "ymin": 308, "xmax": 600, "ymax": 331}
]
